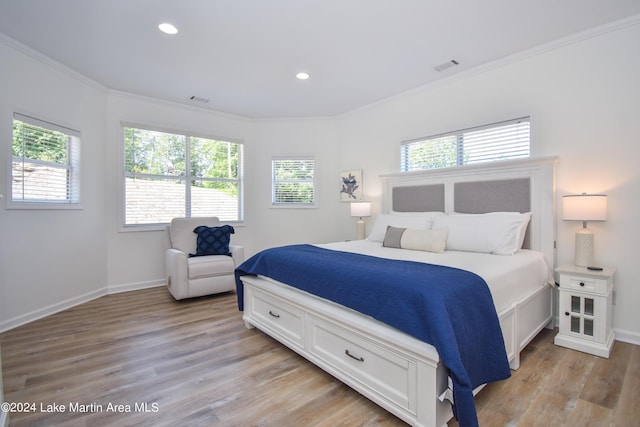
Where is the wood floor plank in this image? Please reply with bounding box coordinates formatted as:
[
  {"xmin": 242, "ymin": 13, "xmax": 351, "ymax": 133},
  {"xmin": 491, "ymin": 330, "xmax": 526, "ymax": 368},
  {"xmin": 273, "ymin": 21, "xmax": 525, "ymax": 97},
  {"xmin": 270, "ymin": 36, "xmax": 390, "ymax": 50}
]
[
  {"xmin": 313, "ymin": 395, "xmax": 406, "ymax": 427},
  {"xmin": 579, "ymin": 341, "xmax": 629, "ymax": 409},
  {"xmin": 513, "ymin": 339, "xmax": 597, "ymax": 425},
  {"xmin": 612, "ymin": 343, "xmax": 640, "ymax": 427},
  {"xmin": 1, "ymin": 287, "xmax": 638, "ymax": 427},
  {"xmin": 464, "ymin": 328, "xmax": 565, "ymax": 425}
]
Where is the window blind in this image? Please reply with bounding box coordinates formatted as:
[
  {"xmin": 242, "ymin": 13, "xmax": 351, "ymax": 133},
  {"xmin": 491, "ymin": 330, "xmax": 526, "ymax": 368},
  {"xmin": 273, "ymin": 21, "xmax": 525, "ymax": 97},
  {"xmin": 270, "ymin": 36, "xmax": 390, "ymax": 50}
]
[
  {"xmin": 123, "ymin": 126, "xmax": 243, "ymax": 226},
  {"xmin": 11, "ymin": 112, "xmax": 80, "ymax": 204},
  {"xmin": 400, "ymin": 117, "xmax": 530, "ymax": 172},
  {"xmin": 272, "ymin": 157, "xmax": 315, "ymax": 205}
]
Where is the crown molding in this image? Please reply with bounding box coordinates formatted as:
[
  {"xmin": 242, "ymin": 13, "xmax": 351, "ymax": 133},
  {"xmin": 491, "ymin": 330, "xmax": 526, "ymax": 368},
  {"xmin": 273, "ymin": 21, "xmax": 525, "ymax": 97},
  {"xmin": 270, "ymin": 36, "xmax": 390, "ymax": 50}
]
[
  {"xmin": 108, "ymin": 90, "xmax": 252, "ymax": 123},
  {"xmin": 3, "ymin": 12, "xmax": 640, "ymax": 121},
  {"xmin": 0, "ymin": 32, "xmax": 108, "ymax": 94},
  {"xmin": 340, "ymin": 13, "xmax": 640, "ymax": 119}
]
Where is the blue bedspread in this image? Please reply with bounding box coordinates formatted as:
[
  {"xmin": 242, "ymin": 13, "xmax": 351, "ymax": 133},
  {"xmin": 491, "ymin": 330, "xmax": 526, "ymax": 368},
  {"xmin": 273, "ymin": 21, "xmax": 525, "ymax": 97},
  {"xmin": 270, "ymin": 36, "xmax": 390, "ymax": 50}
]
[{"xmin": 235, "ymin": 244, "xmax": 511, "ymax": 426}]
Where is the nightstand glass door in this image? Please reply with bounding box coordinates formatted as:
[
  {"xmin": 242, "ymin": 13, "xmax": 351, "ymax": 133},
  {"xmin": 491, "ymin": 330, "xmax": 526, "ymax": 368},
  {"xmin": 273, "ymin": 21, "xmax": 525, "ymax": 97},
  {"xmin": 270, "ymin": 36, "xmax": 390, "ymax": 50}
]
[{"xmin": 568, "ymin": 295, "xmax": 594, "ymax": 339}]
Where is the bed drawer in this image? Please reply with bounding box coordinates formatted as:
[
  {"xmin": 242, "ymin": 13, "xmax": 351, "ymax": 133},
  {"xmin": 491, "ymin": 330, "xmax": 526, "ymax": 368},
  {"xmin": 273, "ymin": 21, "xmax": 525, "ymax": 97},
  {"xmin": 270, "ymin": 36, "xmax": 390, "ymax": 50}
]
[
  {"xmin": 246, "ymin": 287, "xmax": 304, "ymax": 349},
  {"xmin": 308, "ymin": 316, "xmax": 417, "ymax": 414}
]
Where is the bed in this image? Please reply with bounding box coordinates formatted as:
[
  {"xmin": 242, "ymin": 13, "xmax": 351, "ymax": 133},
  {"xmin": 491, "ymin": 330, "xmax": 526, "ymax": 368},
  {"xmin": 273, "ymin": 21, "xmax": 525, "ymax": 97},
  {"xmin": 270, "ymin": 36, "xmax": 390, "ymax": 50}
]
[{"xmin": 235, "ymin": 156, "xmax": 557, "ymax": 427}]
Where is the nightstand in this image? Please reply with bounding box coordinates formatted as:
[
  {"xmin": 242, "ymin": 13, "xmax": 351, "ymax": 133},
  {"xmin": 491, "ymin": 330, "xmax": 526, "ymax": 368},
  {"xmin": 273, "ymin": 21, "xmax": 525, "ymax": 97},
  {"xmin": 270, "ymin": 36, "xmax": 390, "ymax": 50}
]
[{"xmin": 554, "ymin": 264, "xmax": 616, "ymax": 358}]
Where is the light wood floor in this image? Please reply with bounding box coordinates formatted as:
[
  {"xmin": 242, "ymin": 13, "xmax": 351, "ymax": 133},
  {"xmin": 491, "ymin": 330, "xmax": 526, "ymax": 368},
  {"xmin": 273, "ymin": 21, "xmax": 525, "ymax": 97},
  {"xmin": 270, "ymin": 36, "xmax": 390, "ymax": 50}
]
[{"xmin": 1, "ymin": 287, "xmax": 638, "ymax": 426}]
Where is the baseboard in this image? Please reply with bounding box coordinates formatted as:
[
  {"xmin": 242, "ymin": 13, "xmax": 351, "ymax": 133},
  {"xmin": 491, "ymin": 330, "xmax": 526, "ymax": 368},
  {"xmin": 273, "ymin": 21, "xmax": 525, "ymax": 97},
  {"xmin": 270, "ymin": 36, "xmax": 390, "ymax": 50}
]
[
  {"xmin": 107, "ymin": 279, "xmax": 166, "ymax": 295},
  {"xmin": 0, "ymin": 288, "xmax": 106, "ymax": 333},
  {"xmin": 614, "ymin": 327, "xmax": 640, "ymax": 346},
  {"xmin": 0, "ymin": 280, "xmax": 166, "ymax": 333}
]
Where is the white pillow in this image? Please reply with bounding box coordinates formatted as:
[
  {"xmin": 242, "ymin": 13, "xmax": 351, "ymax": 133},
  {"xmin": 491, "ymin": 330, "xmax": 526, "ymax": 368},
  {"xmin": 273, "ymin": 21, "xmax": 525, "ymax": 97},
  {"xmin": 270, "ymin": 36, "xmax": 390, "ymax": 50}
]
[
  {"xmin": 432, "ymin": 212, "xmax": 531, "ymax": 255},
  {"xmin": 368, "ymin": 213, "xmax": 435, "ymax": 242}
]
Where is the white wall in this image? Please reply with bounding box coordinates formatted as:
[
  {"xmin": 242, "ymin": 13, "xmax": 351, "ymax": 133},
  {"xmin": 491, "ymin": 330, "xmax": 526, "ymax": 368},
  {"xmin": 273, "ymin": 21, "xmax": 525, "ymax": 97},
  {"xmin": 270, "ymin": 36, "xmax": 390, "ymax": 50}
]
[
  {"xmin": 104, "ymin": 93, "xmax": 254, "ymax": 290},
  {"xmin": 0, "ymin": 37, "xmax": 347, "ymax": 329},
  {"xmin": 1, "ymin": 19, "xmax": 639, "ymax": 344},
  {"xmin": 103, "ymin": 96, "xmax": 344, "ymax": 290},
  {"xmin": 249, "ymin": 118, "xmax": 345, "ymax": 252},
  {"xmin": 335, "ymin": 21, "xmax": 640, "ymax": 341},
  {"xmin": 0, "ymin": 40, "xmax": 108, "ymax": 330},
  {"xmin": 0, "ymin": 342, "xmax": 6, "ymax": 426}
]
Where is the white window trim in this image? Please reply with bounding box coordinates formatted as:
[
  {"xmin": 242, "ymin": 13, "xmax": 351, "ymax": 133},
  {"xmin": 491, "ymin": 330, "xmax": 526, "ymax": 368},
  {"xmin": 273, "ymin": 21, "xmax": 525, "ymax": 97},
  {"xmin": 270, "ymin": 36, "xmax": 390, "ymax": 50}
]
[
  {"xmin": 7, "ymin": 112, "xmax": 82, "ymax": 210},
  {"xmin": 400, "ymin": 117, "xmax": 531, "ymax": 173},
  {"xmin": 271, "ymin": 155, "xmax": 317, "ymax": 209},
  {"xmin": 120, "ymin": 123, "xmax": 244, "ymax": 230}
]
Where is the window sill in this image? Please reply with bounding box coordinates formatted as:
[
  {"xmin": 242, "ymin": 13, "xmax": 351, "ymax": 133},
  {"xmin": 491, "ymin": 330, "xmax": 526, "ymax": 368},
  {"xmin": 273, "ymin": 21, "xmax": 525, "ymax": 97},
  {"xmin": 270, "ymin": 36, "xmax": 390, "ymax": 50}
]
[
  {"xmin": 119, "ymin": 221, "xmax": 245, "ymax": 233},
  {"xmin": 6, "ymin": 201, "xmax": 83, "ymax": 210},
  {"xmin": 270, "ymin": 204, "xmax": 317, "ymax": 209}
]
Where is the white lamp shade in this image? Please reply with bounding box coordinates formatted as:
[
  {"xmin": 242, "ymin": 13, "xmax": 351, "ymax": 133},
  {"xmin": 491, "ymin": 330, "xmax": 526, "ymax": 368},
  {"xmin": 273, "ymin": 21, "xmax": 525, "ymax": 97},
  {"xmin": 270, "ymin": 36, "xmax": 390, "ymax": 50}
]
[
  {"xmin": 350, "ymin": 201, "xmax": 371, "ymax": 218},
  {"xmin": 562, "ymin": 194, "xmax": 607, "ymax": 221}
]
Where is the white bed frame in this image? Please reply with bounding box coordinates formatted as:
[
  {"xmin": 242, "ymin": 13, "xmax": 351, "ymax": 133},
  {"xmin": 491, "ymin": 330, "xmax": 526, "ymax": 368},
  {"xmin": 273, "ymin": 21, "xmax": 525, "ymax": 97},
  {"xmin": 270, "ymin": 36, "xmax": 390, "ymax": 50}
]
[{"xmin": 240, "ymin": 157, "xmax": 558, "ymax": 427}]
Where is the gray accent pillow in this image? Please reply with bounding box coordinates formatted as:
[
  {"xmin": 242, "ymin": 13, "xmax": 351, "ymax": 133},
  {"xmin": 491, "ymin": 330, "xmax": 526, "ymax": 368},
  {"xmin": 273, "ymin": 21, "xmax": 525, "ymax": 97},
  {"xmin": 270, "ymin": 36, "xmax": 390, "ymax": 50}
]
[{"xmin": 382, "ymin": 226, "xmax": 406, "ymax": 248}]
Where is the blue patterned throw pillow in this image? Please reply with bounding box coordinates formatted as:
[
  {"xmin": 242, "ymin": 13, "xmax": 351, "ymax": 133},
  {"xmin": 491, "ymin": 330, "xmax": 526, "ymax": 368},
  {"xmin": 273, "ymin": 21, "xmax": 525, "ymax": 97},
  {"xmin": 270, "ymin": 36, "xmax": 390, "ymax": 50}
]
[{"xmin": 190, "ymin": 225, "xmax": 235, "ymax": 257}]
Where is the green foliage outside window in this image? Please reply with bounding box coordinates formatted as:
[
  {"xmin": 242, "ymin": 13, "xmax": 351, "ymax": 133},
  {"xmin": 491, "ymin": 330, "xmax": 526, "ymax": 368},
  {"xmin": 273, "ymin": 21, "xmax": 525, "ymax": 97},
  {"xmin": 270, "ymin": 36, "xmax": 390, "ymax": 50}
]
[
  {"xmin": 401, "ymin": 118, "xmax": 530, "ymax": 172},
  {"xmin": 12, "ymin": 114, "xmax": 80, "ymax": 204},
  {"xmin": 403, "ymin": 136, "xmax": 460, "ymax": 170},
  {"xmin": 272, "ymin": 159, "xmax": 314, "ymax": 204},
  {"xmin": 123, "ymin": 126, "xmax": 243, "ymax": 224},
  {"xmin": 124, "ymin": 128, "xmax": 239, "ymax": 196},
  {"xmin": 13, "ymin": 120, "xmax": 68, "ymax": 164}
]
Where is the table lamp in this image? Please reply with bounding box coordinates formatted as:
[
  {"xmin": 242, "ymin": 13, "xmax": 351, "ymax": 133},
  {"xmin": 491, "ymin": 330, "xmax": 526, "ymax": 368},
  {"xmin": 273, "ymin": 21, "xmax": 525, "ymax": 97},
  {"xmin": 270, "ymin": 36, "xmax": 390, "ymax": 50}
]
[
  {"xmin": 351, "ymin": 201, "xmax": 371, "ymax": 240},
  {"xmin": 562, "ymin": 193, "xmax": 607, "ymax": 267}
]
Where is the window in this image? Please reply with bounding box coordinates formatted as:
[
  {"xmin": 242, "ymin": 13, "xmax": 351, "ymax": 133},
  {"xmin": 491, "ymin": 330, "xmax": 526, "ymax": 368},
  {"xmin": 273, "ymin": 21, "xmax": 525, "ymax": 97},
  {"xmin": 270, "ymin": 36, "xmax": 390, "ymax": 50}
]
[
  {"xmin": 123, "ymin": 126, "xmax": 243, "ymax": 226},
  {"xmin": 400, "ymin": 117, "xmax": 530, "ymax": 172},
  {"xmin": 10, "ymin": 113, "xmax": 81, "ymax": 207},
  {"xmin": 272, "ymin": 157, "xmax": 315, "ymax": 206}
]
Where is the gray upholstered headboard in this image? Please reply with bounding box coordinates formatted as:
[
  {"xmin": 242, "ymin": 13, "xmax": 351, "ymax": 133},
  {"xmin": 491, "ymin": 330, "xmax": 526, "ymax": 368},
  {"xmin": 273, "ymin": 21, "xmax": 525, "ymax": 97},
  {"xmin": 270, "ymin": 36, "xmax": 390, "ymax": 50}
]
[
  {"xmin": 453, "ymin": 178, "xmax": 530, "ymax": 214},
  {"xmin": 391, "ymin": 177, "xmax": 533, "ymax": 248},
  {"xmin": 391, "ymin": 178, "xmax": 531, "ymax": 214},
  {"xmin": 380, "ymin": 157, "xmax": 557, "ymax": 266},
  {"xmin": 392, "ymin": 184, "xmax": 445, "ymax": 212}
]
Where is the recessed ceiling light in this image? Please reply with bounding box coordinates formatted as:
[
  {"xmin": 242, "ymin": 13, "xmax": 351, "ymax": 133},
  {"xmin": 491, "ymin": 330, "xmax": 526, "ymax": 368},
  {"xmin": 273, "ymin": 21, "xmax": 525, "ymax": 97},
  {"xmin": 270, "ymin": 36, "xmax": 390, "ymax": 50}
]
[
  {"xmin": 158, "ymin": 23, "xmax": 178, "ymax": 35},
  {"xmin": 296, "ymin": 72, "xmax": 310, "ymax": 80}
]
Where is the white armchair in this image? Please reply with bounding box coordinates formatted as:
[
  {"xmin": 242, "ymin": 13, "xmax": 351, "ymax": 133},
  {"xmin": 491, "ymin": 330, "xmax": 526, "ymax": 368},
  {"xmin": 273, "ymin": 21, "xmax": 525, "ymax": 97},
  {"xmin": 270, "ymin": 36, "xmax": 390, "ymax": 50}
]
[{"xmin": 165, "ymin": 217, "xmax": 244, "ymax": 300}]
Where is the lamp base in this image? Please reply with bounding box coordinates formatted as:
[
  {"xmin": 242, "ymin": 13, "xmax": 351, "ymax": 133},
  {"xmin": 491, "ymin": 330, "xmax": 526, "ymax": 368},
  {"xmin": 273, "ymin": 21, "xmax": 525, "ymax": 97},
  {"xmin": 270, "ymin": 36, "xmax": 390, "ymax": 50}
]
[
  {"xmin": 575, "ymin": 228, "xmax": 594, "ymax": 267},
  {"xmin": 356, "ymin": 219, "xmax": 366, "ymax": 240}
]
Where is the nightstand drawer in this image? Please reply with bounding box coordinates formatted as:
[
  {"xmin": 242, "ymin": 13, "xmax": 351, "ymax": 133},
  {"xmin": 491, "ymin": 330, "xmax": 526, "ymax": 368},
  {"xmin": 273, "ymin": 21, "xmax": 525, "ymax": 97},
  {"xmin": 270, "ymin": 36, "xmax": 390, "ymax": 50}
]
[{"xmin": 560, "ymin": 275, "xmax": 608, "ymax": 294}]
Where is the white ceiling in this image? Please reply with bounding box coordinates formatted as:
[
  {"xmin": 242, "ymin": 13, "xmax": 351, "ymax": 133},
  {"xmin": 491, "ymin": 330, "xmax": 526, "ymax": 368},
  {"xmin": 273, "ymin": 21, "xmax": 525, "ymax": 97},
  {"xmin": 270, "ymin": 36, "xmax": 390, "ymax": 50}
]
[{"xmin": 1, "ymin": 1, "xmax": 639, "ymax": 119}]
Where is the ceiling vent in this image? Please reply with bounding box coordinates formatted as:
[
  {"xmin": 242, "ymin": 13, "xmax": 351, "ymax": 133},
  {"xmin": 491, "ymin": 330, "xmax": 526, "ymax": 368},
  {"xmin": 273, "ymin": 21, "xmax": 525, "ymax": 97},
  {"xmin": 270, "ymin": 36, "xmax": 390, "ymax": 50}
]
[
  {"xmin": 189, "ymin": 95, "xmax": 210, "ymax": 104},
  {"xmin": 434, "ymin": 59, "xmax": 459, "ymax": 72}
]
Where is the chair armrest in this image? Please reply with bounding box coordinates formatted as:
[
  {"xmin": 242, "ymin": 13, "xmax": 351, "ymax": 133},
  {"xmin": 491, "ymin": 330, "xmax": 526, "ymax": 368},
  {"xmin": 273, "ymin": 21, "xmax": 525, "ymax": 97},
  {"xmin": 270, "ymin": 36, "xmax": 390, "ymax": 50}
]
[
  {"xmin": 166, "ymin": 247, "xmax": 188, "ymax": 261},
  {"xmin": 229, "ymin": 245, "xmax": 245, "ymax": 266},
  {"xmin": 165, "ymin": 248, "xmax": 188, "ymax": 282}
]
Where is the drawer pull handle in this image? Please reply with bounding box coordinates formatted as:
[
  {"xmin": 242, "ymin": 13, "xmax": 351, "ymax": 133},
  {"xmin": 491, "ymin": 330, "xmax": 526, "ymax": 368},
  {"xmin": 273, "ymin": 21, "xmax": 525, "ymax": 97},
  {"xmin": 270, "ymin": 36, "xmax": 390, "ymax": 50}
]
[
  {"xmin": 268, "ymin": 310, "xmax": 280, "ymax": 318},
  {"xmin": 579, "ymin": 282, "xmax": 585, "ymax": 287},
  {"xmin": 345, "ymin": 349, "xmax": 364, "ymax": 362}
]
